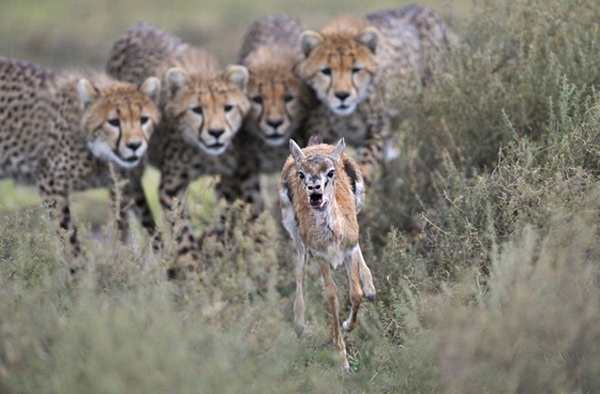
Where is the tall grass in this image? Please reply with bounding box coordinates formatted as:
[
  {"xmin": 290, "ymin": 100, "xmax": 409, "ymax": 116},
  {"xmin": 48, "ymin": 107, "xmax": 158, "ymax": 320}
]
[{"xmin": 2, "ymin": 0, "xmax": 600, "ymax": 392}]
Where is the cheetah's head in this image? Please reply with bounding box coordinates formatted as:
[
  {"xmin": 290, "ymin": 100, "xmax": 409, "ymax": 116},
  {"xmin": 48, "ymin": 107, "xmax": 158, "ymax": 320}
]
[
  {"xmin": 163, "ymin": 65, "xmax": 250, "ymax": 155},
  {"xmin": 78, "ymin": 76, "xmax": 161, "ymax": 169},
  {"xmin": 295, "ymin": 21, "xmax": 381, "ymax": 117},
  {"xmin": 243, "ymin": 47, "xmax": 314, "ymax": 147}
]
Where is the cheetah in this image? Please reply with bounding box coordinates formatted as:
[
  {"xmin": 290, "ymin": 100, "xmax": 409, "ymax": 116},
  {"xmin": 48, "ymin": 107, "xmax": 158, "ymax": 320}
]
[
  {"xmin": 295, "ymin": 4, "xmax": 452, "ymax": 185},
  {"xmin": 0, "ymin": 56, "xmax": 161, "ymax": 268},
  {"xmin": 106, "ymin": 22, "xmax": 250, "ymax": 274},
  {"xmin": 217, "ymin": 13, "xmax": 316, "ymax": 218}
]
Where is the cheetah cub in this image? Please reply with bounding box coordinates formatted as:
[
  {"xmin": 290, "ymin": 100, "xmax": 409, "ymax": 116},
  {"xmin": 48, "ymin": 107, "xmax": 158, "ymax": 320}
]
[
  {"xmin": 217, "ymin": 13, "xmax": 316, "ymax": 217},
  {"xmin": 296, "ymin": 5, "xmax": 452, "ymax": 184},
  {"xmin": 106, "ymin": 22, "xmax": 250, "ymax": 276},
  {"xmin": 0, "ymin": 57, "xmax": 161, "ymax": 268}
]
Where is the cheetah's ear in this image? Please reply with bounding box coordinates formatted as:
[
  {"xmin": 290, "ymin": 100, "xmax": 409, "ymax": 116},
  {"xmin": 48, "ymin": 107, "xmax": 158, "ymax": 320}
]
[
  {"xmin": 300, "ymin": 31, "xmax": 323, "ymax": 58},
  {"xmin": 77, "ymin": 79, "xmax": 99, "ymax": 109},
  {"xmin": 165, "ymin": 67, "xmax": 191, "ymax": 97},
  {"xmin": 330, "ymin": 138, "xmax": 345, "ymax": 163},
  {"xmin": 139, "ymin": 76, "xmax": 161, "ymax": 104},
  {"xmin": 290, "ymin": 139, "xmax": 305, "ymax": 162},
  {"xmin": 358, "ymin": 27, "xmax": 379, "ymax": 54},
  {"xmin": 224, "ymin": 65, "xmax": 249, "ymax": 92}
]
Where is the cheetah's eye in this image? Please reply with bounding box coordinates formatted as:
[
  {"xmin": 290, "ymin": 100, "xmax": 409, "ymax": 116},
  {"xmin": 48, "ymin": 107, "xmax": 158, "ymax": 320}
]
[
  {"xmin": 108, "ymin": 118, "xmax": 120, "ymax": 127},
  {"xmin": 320, "ymin": 67, "xmax": 332, "ymax": 76},
  {"xmin": 192, "ymin": 106, "xmax": 203, "ymax": 115},
  {"xmin": 224, "ymin": 104, "xmax": 233, "ymax": 113},
  {"xmin": 283, "ymin": 94, "xmax": 294, "ymax": 103},
  {"xmin": 252, "ymin": 96, "xmax": 263, "ymax": 105},
  {"xmin": 327, "ymin": 169, "xmax": 335, "ymax": 178},
  {"xmin": 140, "ymin": 116, "xmax": 149, "ymax": 125},
  {"xmin": 298, "ymin": 171, "xmax": 305, "ymax": 180},
  {"xmin": 352, "ymin": 67, "xmax": 363, "ymax": 74}
]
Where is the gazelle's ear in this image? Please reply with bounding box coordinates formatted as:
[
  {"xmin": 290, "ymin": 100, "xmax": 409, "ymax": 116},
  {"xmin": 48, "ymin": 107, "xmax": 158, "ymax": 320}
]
[
  {"xmin": 330, "ymin": 138, "xmax": 345, "ymax": 162},
  {"xmin": 290, "ymin": 139, "xmax": 305, "ymax": 162}
]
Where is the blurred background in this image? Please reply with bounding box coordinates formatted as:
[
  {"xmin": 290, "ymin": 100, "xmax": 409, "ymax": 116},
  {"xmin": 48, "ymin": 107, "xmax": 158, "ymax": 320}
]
[{"xmin": 0, "ymin": 0, "xmax": 469, "ymax": 68}]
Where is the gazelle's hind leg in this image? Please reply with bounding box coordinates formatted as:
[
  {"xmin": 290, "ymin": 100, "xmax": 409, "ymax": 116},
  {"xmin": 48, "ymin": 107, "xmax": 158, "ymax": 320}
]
[
  {"xmin": 293, "ymin": 242, "xmax": 307, "ymax": 337},
  {"xmin": 342, "ymin": 248, "xmax": 363, "ymax": 332},
  {"xmin": 356, "ymin": 245, "xmax": 376, "ymax": 302},
  {"xmin": 319, "ymin": 259, "xmax": 349, "ymax": 371}
]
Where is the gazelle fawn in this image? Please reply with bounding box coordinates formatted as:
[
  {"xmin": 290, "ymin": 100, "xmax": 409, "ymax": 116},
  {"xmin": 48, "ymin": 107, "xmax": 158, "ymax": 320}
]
[{"xmin": 279, "ymin": 136, "xmax": 376, "ymax": 370}]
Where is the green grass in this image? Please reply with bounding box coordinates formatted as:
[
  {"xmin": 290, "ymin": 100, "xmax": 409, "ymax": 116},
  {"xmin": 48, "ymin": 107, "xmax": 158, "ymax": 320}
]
[{"xmin": 2, "ymin": 0, "xmax": 600, "ymax": 392}]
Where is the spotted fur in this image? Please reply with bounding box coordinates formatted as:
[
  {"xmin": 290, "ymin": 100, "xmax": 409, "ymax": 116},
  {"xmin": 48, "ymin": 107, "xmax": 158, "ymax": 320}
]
[
  {"xmin": 106, "ymin": 22, "xmax": 250, "ymax": 275},
  {"xmin": 295, "ymin": 5, "xmax": 452, "ymax": 184},
  {"xmin": 0, "ymin": 56, "xmax": 161, "ymax": 268},
  {"xmin": 217, "ymin": 14, "xmax": 316, "ymax": 219}
]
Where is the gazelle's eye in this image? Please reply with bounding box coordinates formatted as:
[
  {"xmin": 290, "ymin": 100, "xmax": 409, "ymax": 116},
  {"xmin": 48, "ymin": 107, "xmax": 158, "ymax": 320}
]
[
  {"xmin": 298, "ymin": 171, "xmax": 305, "ymax": 180},
  {"xmin": 140, "ymin": 116, "xmax": 149, "ymax": 125},
  {"xmin": 108, "ymin": 118, "xmax": 120, "ymax": 127},
  {"xmin": 327, "ymin": 169, "xmax": 335, "ymax": 178},
  {"xmin": 252, "ymin": 96, "xmax": 263, "ymax": 104},
  {"xmin": 224, "ymin": 104, "xmax": 233, "ymax": 112},
  {"xmin": 192, "ymin": 106, "xmax": 203, "ymax": 115},
  {"xmin": 320, "ymin": 67, "xmax": 332, "ymax": 76}
]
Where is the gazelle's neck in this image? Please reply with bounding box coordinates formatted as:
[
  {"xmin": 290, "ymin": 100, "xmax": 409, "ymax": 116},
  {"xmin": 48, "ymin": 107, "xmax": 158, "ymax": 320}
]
[{"xmin": 312, "ymin": 190, "xmax": 342, "ymax": 234}]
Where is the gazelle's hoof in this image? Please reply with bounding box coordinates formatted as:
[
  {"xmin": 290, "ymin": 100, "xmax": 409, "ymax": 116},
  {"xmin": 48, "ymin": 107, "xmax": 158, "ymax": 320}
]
[
  {"xmin": 366, "ymin": 293, "xmax": 376, "ymax": 303},
  {"xmin": 294, "ymin": 321, "xmax": 305, "ymax": 337},
  {"xmin": 341, "ymin": 319, "xmax": 352, "ymax": 331}
]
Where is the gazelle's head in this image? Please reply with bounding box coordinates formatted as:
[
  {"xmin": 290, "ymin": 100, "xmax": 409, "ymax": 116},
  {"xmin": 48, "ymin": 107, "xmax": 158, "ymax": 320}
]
[{"xmin": 290, "ymin": 138, "xmax": 345, "ymax": 210}]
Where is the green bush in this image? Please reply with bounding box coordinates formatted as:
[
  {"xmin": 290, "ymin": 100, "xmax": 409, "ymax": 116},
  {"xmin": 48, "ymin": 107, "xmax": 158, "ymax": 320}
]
[{"xmin": 3, "ymin": 0, "xmax": 600, "ymax": 392}]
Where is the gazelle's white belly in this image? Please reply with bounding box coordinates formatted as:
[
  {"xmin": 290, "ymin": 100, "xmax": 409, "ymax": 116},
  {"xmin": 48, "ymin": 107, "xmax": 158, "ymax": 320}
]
[{"xmin": 311, "ymin": 244, "xmax": 357, "ymax": 269}]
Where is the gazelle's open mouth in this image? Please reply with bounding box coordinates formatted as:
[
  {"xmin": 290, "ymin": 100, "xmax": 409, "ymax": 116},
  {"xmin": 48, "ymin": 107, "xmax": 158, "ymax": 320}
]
[{"xmin": 309, "ymin": 193, "xmax": 324, "ymax": 209}]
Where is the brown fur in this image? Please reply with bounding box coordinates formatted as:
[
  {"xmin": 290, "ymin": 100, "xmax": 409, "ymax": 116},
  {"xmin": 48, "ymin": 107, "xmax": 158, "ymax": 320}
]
[
  {"xmin": 295, "ymin": 5, "xmax": 452, "ymax": 184},
  {"xmin": 279, "ymin": 137, "xmax": 376, "ymax": 370},
  {"xmin": 106, "ymin": 22, "xmax": 251, "ymax": 275},
  {"xmin": 0, "ymin": 56, "xmax": 161, "ymax": 269},
  {"xmin": 217, "ymin": 14, "xmax": 316, "ymax": 219}
]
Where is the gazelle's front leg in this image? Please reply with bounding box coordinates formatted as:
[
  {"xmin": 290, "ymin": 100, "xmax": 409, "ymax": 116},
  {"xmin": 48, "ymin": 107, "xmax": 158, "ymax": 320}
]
[
  {"xmin": 355, "ymin": 245, "xmax": 376, "ymax": 302},
  {"xmin": 293, "ymin": 242, "xmax": 307, "ymax": 337},
  {"xmin": 342, "ymin": 246, "xmax": 364, "ymax": 332},
  {"xmin": 319, "ymin": 258, "xmax": 349, "ymax": 371}
]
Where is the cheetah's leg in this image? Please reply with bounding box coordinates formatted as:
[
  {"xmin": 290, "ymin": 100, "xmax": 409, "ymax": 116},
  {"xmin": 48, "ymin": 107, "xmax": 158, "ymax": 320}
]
[
  {"xmin": 158, "ymin": 166, "xmax": 199, "ymax": 278},
  {"xmin": 110, "ymin": 171, "xmax": 160, "ymax": 250},
  {"xmin": 356, "ymin": 115, "xmax": 389, "ymax": 185},
  {"xmin": 38, "ymin": 173, "xmax": 82, "ymax": 273}
]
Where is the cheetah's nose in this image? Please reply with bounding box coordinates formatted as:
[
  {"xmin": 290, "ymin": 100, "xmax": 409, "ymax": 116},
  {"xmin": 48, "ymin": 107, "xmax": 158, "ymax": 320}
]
[
  {"xmin": 334, "ymin": 91, "xmax": 350, "ymax": 101},
  {"xmin": 208, "ymin": 128, "xmax": 225, "ymax": 139},
  {"xmin": 266, "ymin": 119, "xmax": 284, "ymax": 129},
  {"xmin": 126, "ymin": 142, "xmax": 142, "ymax": 151}
]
